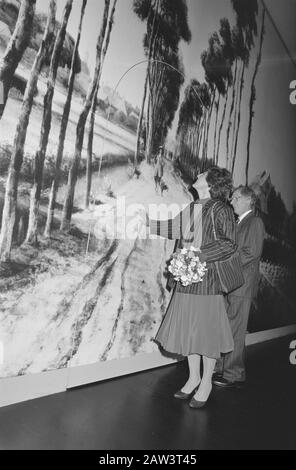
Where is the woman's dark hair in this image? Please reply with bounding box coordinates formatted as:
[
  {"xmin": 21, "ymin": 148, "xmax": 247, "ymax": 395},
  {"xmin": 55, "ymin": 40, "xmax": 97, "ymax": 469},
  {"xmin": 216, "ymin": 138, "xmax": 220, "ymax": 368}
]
[{"xmin": 205, "ymin": 166, "xmax": 233, "ymax": 202}]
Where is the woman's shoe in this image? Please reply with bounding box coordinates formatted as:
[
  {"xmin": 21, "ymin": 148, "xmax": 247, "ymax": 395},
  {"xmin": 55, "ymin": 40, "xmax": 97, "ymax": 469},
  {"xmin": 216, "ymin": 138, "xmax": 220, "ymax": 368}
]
[
  {"xmin": 174, "ymin": 382, "xmax": 200, "ymax": 400},
  {"xmin": 189, "ymin": 385, "xmax": 212, "ymax": 409},
  {"xmin": 188, "ymin": 397, "xmax": 208, "ymax": 408}
]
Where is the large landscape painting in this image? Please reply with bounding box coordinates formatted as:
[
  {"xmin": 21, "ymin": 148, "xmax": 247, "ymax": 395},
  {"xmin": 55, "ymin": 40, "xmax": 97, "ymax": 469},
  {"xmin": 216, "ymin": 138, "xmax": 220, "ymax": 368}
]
[{"xmin": 0, "ymin": 0, "xmax": 295, "ymax": 378}]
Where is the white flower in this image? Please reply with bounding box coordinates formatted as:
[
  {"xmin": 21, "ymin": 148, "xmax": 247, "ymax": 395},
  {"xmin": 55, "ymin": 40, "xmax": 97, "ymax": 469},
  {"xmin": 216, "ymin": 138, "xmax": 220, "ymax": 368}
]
[{"xmin": 168, "ymin": 247, "xmax": 207, "ymax": 286}]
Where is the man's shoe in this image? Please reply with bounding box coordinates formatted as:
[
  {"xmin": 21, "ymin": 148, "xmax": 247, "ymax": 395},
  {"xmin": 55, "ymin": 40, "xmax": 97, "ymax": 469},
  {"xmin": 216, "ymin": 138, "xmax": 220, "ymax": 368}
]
[
  {"xmin": 212, "ymin": 376, "xmax": 246, "ymax": 388},
  {"xmin": 233, "ymin": 380, "xmax": 246, "ymax": 389},
  {"xmin": 212, "ymin": 372, "xmax": 223, "ymax": 381},
  {"xmin": 212, "ymin": 377, "xmax": 236, "ymax": 387}
]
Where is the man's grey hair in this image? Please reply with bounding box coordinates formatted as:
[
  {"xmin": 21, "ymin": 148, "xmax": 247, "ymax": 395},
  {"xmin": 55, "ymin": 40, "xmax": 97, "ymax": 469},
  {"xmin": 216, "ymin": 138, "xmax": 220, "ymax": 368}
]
[{"xmin": 234, "ymin": 185, "xmax": 257, "ymax": 209}]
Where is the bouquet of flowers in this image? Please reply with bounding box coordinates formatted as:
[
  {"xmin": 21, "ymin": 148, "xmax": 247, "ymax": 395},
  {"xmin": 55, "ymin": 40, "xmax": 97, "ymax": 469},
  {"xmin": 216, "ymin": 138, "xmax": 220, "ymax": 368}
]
[{"xmin": 168, "ymin": 246, "xmax": 207, "ymax": 287}]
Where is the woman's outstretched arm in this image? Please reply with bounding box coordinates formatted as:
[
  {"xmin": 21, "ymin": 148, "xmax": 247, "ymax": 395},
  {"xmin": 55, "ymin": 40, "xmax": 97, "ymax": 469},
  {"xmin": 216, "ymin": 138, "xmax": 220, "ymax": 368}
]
[{"xmin": 148, "ymin": 202, "xmax": 196, "ymax": 241}]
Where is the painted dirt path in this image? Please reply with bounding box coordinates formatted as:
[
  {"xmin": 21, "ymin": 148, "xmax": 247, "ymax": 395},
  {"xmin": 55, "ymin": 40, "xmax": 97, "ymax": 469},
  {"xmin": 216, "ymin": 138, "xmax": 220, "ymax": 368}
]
[{"xmin": 0, "ymin": 161, "xmax": 189, "ymax": 377}]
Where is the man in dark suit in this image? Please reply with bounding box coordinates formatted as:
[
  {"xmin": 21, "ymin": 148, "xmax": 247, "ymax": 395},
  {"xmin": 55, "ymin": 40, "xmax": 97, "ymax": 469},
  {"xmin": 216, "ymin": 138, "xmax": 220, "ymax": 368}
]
[{"xmin": 213, "ymin": 186, "xmax": 265, "ymax": 387}]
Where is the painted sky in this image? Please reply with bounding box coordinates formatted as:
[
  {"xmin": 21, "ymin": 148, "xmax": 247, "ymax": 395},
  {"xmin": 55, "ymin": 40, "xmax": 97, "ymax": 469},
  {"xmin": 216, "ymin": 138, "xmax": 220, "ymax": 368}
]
[{"xmin": 35, "ymin": 0, "xmax": 296, "ymax": 209}]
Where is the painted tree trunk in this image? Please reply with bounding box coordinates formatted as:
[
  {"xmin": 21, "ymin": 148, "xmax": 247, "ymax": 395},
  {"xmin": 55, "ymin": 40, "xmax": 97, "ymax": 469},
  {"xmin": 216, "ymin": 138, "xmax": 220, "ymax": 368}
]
[
  {"xmin": 216, "ymin": 84, "xmax": 229, "ymax": 165},
  {"xmin": 245, "ymin": 8, "xmax": 266, "ymax": 185},
  {"xmin": 230, "ymin": 65, "xmax": 241, "ymax": 169},
  {"xmin": 134, "ymin": 0, "xmax": 160, "ymax": 167},
  {"xmin": 85, "ymin": 0, "xmax": 117, "ymax": 208},
  {"xmin": 0, "ymin": 1, "xmax": 56, "ymax": 262},
  {"xmin": 44, "ymin": 0, "xmax": 87, "ymax": 238},
  {"xmin": 146, "ymin": 92, "xmax": 154, "ymax": 163},
  {"xmin": 26, "ymin": 0, "xmax": 73, "ymax": 245},
  {"xmin": 147, "ymin": 75, "xmax": 163, "ymax": 159},
  {"xmin": 197, "ymin": 113, "xmax": 205, "ymax": 162},
  {"xmin": 213, "ymin": 92, "xmax": 220, "ymax": 163},
  {"xmin": 145, "ymin": 40, "xmax": 163, "ymax": 161},
  {"xmin": 145, "ymin": 95, "xmax": 151, "ymax": 162},
  {"xmin": 145, "ymin": 64, "xmax": 157, "ymax": 161},
  {"xmin": 193, "ymin": 121, "xmax": 200, "ymax": 180},
  {"xmin": 60, "ymin": 0, "xmax": 110, "ymax": 232},
  {"xmin": 202, "ymin": 90, "xmax": 215, "ymax": 169},
  {"xmin": 135, "ymin": 71, "xmax": 148, "ymax": 165},
  {"xmin": 0, "ymin": 0, "xmax": 36, "ymax": 120},
  {"xmin": 200, "ymin": 111, "xmax": 208, "ymax": 171},
  {"xmin": 231, "ymin": 61, "xmax": 245, "ymax": 175},
  {"xmin": 145, "ymin": 20, "xmax": 168, "ymax": 163},
  {"xmin": 226, "ymin": 59, "xmax": 238, "ymax": 169},
  {"xmin": 230, "ymin": 61, "xmax": 244, "ymax": 171},
  {"xmin": 85, "ymin": 91, "xmax": 97, "ymax": 209}
]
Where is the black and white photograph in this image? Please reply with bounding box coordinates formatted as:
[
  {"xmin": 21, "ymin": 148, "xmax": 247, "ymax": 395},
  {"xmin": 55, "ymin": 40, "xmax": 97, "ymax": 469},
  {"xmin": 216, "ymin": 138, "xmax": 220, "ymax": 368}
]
[{"xmin": 0, "ymin": 0, "xmax": 295, "ymax": 452}]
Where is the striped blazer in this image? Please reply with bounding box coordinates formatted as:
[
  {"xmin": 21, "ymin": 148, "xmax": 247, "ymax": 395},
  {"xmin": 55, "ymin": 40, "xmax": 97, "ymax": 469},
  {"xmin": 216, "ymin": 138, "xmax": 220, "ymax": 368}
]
[{"xmin": 149, "ymin": 198, "xmax": 238, "ymax": 295}]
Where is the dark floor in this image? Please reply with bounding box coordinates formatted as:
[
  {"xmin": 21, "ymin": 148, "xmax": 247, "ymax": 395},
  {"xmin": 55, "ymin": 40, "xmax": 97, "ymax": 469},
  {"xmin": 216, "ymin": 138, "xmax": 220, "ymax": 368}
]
[{"xmin": 0, "ymin": 335, "xmax": 295, "ymax": 450}]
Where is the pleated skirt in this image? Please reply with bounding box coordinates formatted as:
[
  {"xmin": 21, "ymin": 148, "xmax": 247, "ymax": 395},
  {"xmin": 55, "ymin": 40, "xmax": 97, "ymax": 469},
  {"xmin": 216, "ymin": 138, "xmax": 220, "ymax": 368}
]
[{"xmin": 155, "ymin": 291, "xmax": 234, "ymax": 359}]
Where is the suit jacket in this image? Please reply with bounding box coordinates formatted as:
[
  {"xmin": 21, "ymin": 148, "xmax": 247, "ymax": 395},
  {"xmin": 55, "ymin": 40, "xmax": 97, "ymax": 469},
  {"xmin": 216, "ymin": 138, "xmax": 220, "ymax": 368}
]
[
  {"xmin": 149, "ymin": 198, "xmax": 238, "ymax": 295},
  {"xmin": 230, "ymin": 211, "xmax": 265, "ymax": 299}
]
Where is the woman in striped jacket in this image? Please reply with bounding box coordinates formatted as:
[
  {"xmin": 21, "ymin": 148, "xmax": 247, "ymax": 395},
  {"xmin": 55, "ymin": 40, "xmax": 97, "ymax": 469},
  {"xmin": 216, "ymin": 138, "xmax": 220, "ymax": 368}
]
[{"xmin": 148, "ymin": 167, "xmax": 237, "ymax": 408}]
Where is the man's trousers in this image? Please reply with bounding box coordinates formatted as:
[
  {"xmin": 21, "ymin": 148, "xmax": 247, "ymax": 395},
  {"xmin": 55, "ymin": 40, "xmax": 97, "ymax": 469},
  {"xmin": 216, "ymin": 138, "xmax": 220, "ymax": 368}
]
[{"xmin": 217, "ymin": 294, "xmax": 252, "ymax": 382}]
